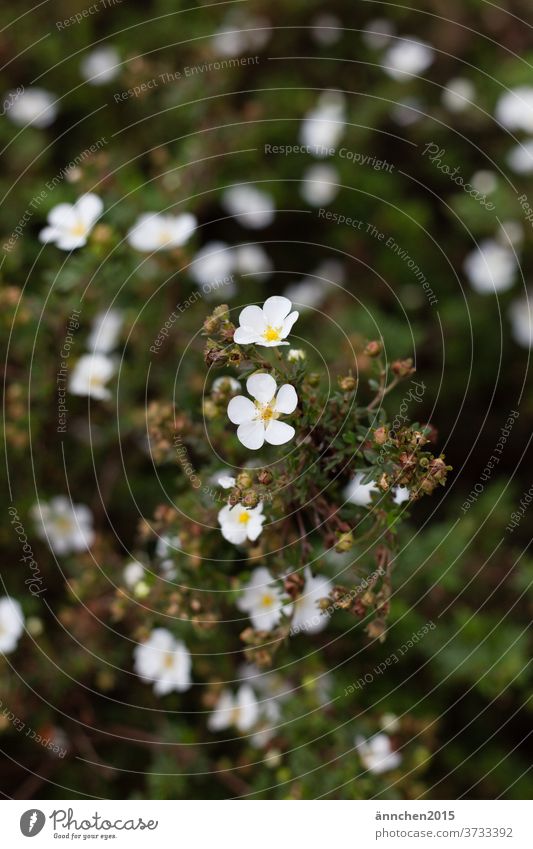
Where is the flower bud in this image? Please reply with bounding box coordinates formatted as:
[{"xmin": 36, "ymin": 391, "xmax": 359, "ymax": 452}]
[
  {"xmin": 366, "ymin": 618, "xmax": 387, "ymax": 642},
  {"xmin": 307, "ymin": 373, "xmax": 320, "ymax": 387},
  {"xmin": 335, "ymin": 531, "xmax": 354, "ymax": 552},
  {"xmin": 236, "ymin": 471, "xmax": 253, "ymax": 489},
  {"xmin": 391, "ymin": 358, "xmax": 415, "ymax": 378},
  {"xmin": 364, "ymin": 340, "xmax": 382, "ymax": 357},
  {"xmin": 242, "ymin": 490, "xmax": 260, "ymax": 508},
  {"xmin": 377, "ymin": 473, "xmax": 390, "ymax": 491},
  {"xmin": 284, "ymin": 572, "xmax": 305, "ymax": 599},
  {"xmin": 287, "ymin": 348, "xmax": 306, "ymax": 362},
  {"xmin": 338, "ymin": 374, "xmax": 357, "ymax": 392},
  {"xmin": 257, "ymin": 469, "xmax": 273, "ymax": 485},
  {"xmin": 374, "ymin": 426, "xmax": 389, "ymax": 445}
]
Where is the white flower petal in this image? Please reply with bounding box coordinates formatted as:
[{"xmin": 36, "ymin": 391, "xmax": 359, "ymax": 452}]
[
  {"xmin": 234, "ymin": 326, "xmax": 261, "ymax": 344},
  {"xmin": 237, "ymin": 421, "xmax": 265, "ymax": 450},
  {"xmin": 246, "ymin": 372, "xmax": 276, "ymax": 403},
  {"xmin": 227, "ymin": 395, "xmax": 256, "ymax": 424},
  {"xmin": 48, "ymin": 204, "xmax": 76, "ymax": 229},
  {"xmin": 264, "ymin": 420, "xmax": 295, "ymax": 445},
  {"xmin": 263, "ymin": 296, "xmax": 292, "ymax": 324},
  {"xmin": 76, "ymin": 193, "xmax": 103, "ymax": 227},
  {"xmin": 274, "ymin": 384, "xmax": 298, "ymax": 414},
  {"xmin": 237, "ymin": 304, "xmax": 267, "ymax": 332},
  {"xmin": 281, "ymin": 311, "xmax": 299, "ymax": 338}
]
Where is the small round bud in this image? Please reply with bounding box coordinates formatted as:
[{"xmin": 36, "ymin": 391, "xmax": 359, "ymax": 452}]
[
  {"xmin": 374, "ymin": 426, "xmax": 388, "ymax": 445},
  {"xmin": 364, "ymin": 340, "xmax": 382, "ymax": 357},
  {"xmin": 307, "ymin": 373, "xmax": 320, "ymax": 387},
  {"xmin": 335, "ymin": 531, "xmax": 354, "ymax": 552},
  {"xmin": 257, "ymin": 469, "xmax": 273, "ymax": 485},
  {"xmin": 391, "ymin": 358, "xmax": 415, "ymax": 377},
  {"xmin": 338, "ymin": 374, "xmax": 357, "ymax": 392},
  {"xmin": 287, "ymin": 348, "xmax": 306, "ymax": 362},
  {"xmin": 242, "ymin": 490, "xmax": 260, "ymax": 508},
  {"xmin": 236, "ymin": 471, "xmax": 253, "ymax": 489}
]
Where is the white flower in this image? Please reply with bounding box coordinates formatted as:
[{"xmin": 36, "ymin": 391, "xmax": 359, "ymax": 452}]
[
  {"xmin": 234, "ymin": 296, "xmax": 299, "ymax": 347},
  {"xmin": 39, "ymin": 193, "xmax": 103, "ymax": 250},
  {"xmin": 155, "ymin": 533, "xmax": 180, "ymax": 579},
  {"xmin": 361, "ymin": 18, "xmax": 395, "ymax": 49},
  {"xmin": 123, "ymin": 561, "xmax": 145, "ymax": 588},
  {"xmin": 218, "ymin": 502, "xmax": 265, "ymax": 545},
  {"xmin": 464, "ymin": 239, "xmax": 517, "ymax": 294},
  {"xmin": 311, "ymin": 14, "xmax": 342, "ymax": 46},
  {"xmin": 287, "ymin": 348, "xmax": 306, "ymax": 362},
  {"xmin": 495, "ymin": 86, "xmax": 533, "ymax": 132},
  {"xmin": 212, "ymin": 16, "xmax": 271, "ymax": 56},
  {"xmin": 228, "ymin": 373, "xmax": 298, "ymax": 450},
  {"xmin": 355, "ymin": 734, "xmax": 402, "ymax": 774},
  {"xmin": 344, "ymin": 473, "xmax": 377, "ymax": 506},
  {"xmin": 80, "ymin": 46, "xmax": 120, "ymax": 85},
  {"xmin": 127, "ymin": 212, "xmax": 197, "ymax": 251},
  {"xmin": 189, "ymin": 241, "xmax": 235, "ymax": 295},
  {"xmin": 212, "ymin": 376, "xmax": 241, "ymax": 394},
  {"xmin": 237, "ymin": 567, "xmax": 288, "ymax": 630},
  {"xmin": 283, "ymin": 259, "xmax": 344, "ymax": 310},
  {"xmin": 506, "ymin": 140, "xmax": 533, "ymax": 174},
  {"xmin": 300, "ymin": 164, "xmax": 339, "ymax": 206},
  {"xmin": 393, "ymin": 486, "xmax": 411, "ymax": 505},
  {"xmin": 87, "ymin": 309, "xmax": 123, "ymax": 354},
  {"xmin": 208, "ymin": 685, "xmax": 259, "ymax": 733},
  {"xmin": 217, "ymin": 473, "xmax": 236, "ymax": 489},
  {"xmin": 382, "ymin": 37, "xmax": 434, "ymax": 81},
  {"xmin": 471, "ymin": 170, "xmax": 497, "ymax": 195},
  {"xmin": 442, "ymin": 77, "xmax": 475, "ymax": 113},
  {"xmin": 299, "ymin": 92, "xmax": 346, "ymax": 155},
  {"xmin": 5, "ymin": 87, "xmax": 57, "ymax": 127},
  {"xmin": 509, "ymin": 295, "xmax": 533, "ymax": 347},
  {"xmin": 234, "ymin": 244, "xmax": 273, "ymax": 276},
  {"xmin": 69, "ymin": 353, "xmax": 116, "ymax": 400},
  {"xmin": 222, "ymin": 185, "xmax": 275, "ymax": 229},
  {"xmin": 134, "ymin": 628, "xmax": 192, "ymax": 696},
  {"xmin": 0, "ymin": 597, "xmax": 24, "ymax": 654},
  {"xmin": 31, "ymin": 497, "xmax": 94, "ymax": 555},
  {"xmin": 291, "ymin": 568, "xmax": 332, "ymax": 634}
]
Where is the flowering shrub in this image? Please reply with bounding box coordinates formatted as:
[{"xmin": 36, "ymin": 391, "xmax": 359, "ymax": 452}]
[{"xmin": 1, "ymin": 0, "xmax": 532, "ymax": 802}]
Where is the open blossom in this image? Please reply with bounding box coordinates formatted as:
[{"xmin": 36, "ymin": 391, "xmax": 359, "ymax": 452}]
[
  {"xmin": 39, "ymin": 194, "xmax": 103, "ymax": 250},
  {"xmin": 291, "ymin": 568, "xmax": 332, "ymax": 634},
  {"xmin": 31, "ymin": 497, "xmax": 94, "ymax": 555},
  {"xmin": 208, "ymin": 685, "xmax": 259, "ymax": 733},
  {"xmin": 218, "ymin": 502, "xmax": 265, "ymax": 544},
  {"xmin": 80, "ymin": 46, "xmax": 120, "ymax": 85},
  {"xmin": 382, "ymin": 37, "xmax": 434, "ymax": 81},
  {"xmin": 222, "ymin": 185, "xmax": 275, "ymax": 229},
  {"xmin": 133, "ymin": 628, "xmax": 192, "ymax": 696},
  {"xmin": 234, "ymin": 296, "xmax": 299, "ymax": 347},
  {"xmin": 237, "ymin": 567, "xmax": 289, "ymax": 630},
  {"xmin": 463, "ymin": 239, "xmax": 517, "ymax": 293},
  {"xmin": 69, "ymin": 353, "xmax": 116, "ymax": 400},
  {"xmin": 300, "ymin": 164, "xmax": 339, "ymax": 206},
  {"xmin": 0, "ymin": 597, "xmax": 24, "ymax": 654},
  {"xmin": 442, "ymin": 77, "xmax": 475, "ymax": 114},
  {"xmin": 189, "ymin": 241, "xmax": 236, "ymax": 296},
  {"xmin": 355, "ymin": 734, "xmax": 402, "ymax": 774},
  {"xmin": 87, "ymin": 309, "xmax": 123, "ymax": 354},
  {"xmin": 506, "ymin": 140, "xmax": 533, "ymax": 175},
  {"xmin": 234, "ymin": 244, "xmax": 273, "ymax": 276},
  {"xmin": 123, "ymin": 561, "xmax": 145, "ymax": 588},
  {"xmin": 6, "ymin": 87, "xmax": 57, "ymax": 127},
  {"xmin": 345, "ymin": 474, "xmax": 409, "ymax": 506},
  {"xmin": 228, "ymin": 373, "xmax": 298, "ymax": 450},
  {"xmin": 299, "ymin": 92, "xmax": 346, "ymax": 155},
  {"xmin": 495, "ymin": 86, "xmax": 533, "ymax": 132},
  {"xmin": 127, "ymin": 212, "xmax": 197, "ymax": 251},
  {"xmin": 508, "ymin": 294, "xmax": 533, "ymax": 348}
]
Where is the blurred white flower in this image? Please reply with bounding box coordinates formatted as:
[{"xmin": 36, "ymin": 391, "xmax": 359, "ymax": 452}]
[
  {"xmin": 218, "ymin": 502, "xmax": 265, "ymax": 544},
  {"xmin": 87, "ymin": 309, "xmax": 123, "ymax": 354},
  {"xmin": 471, "ymin": 170, "xmax": 497, "ymax": 195},
  {"xmin": 69, "ymin": 353, "xmax": 116, "ymax": 400},
  {"xmin": 361, "ymin": 18, "xmax": 395, "ymax": 49},
  {"xmin": 391, "ymin": 98, "xmax": 423, "ymax": 126},
  {"xmin": 80, "ymin": 46, "xmax": 120, "ymax": 85},
  {"xmin": 208, "ymin": 684, "xmax": 259, "ymax": 732},
  {"xmin": 5, "ymin": 87, "xmax": 57, "ymax": 127},
  {"xmin": 464, "ymin": 239, "xmax": 517, "ymax": 294},
  {"xmin": 498, "ymin": 220, "xmax": 523, "ymax": 247},
  {"xmin": 123, "ymin": 561, "xmax": 145, "ymax": 588},
  {"xmin": 344, "ymin": 472, "xmax": 377, "ymax": 506},
  {"xmin": 300, "ymin": 163, "xmax": 339, "ymax": 206},
  {"xmin": 237, "ymin": 567, "xmax": 288, "ymax": 630},
  {"xmin": 356, "ymin": 733, "xmax": 401, "ymax": 774},
  {"xmin": 212, "ymin": 16, "xmax": 271, "ymax": 56},
  {"xmin": 287, "ymin": 348, "xmax": 306, "ymax": 362},
  {"xmin": 311, "ymin": 14, "xmax": 342, "ymax": 46},
  {"xmin": 155, "ymin": 533, "xmax": 180, "ymax": 580},
  {"xmin": 299, "ymin": 92, "xmax": 346, "ymax": 155},
  {"xmin": 222, "ymin": 185, "xmax": 275, "ymax": 229},
  {"xmin": 212, "ymin": 376, "xmax": 241, "ymax": 393},
  {"xmin": 283, "ymin": 258, "xmax": 344, "ymax": 310},
  {"xmin": 509, "ymin": 295, "xmax": 533, "ymax": 347},
  {"xmin": 31, "ymin": 497, "xmax": 94, "ymax": 555},
  {"xmin": 134, "ymin": 628, "xmax": 192, "ymax": 696},
  {"xmin": 189, "ymin": 241, "xmax": 235, "ymax": 293},
  {"xmin": 0, "ymin": 597, "xmax": 24, "ymax": 654},
  {"xmin": 234, "ymin": 244, "xmax": 273, "ymax": 276},
  {"xmin": 217, "ymin": 473, "xmax": 236, "ymax": 489},
  {"xmin": 228, "ymin": 373, "xmax": 298, "ymax": 450},
  {"xmin": 495, "ymin": 86, "xmax": 533, "ymax": 132},
  {"xmin": 291, "ymin": 568, "xmax": 332, "ymax": 634},
  {"xmin": 234, "ymin": 296, "xmax": 299, "ymax": 347},
  {"xmin": 39, "ymin": 194, "xmax": 103, "ymax": 250},
  {"xmin": 382, "ymin": 37, "xmax": 434, "ymax": 81},
  {"xmin": 127, "ymin": 212, "xmax": 197, "ymax": 251},
  {"xmin": 506, "ymin": 140, "xmax": 533, "ymax": 174},
  {"xmin": 442, "ymin": 77, "xmax": 475, "ymax": 113},
  {"xmin": 393, "ymin": 486, "xmax": 411, "ymax": 505}
]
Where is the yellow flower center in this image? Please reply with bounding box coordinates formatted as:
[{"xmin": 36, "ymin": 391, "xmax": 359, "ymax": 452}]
[
  {"xmin": 263, "ymin": 325, "xmax": 281, "ymax": 342},
  {"xmin": 88, "ymin": 374, "xmax": 104, "ymax": 389},
  {"xmin": 163, "ymin": 652, "xmax": 175, "ymax": 669},
  {"xmin": 71, "ymin": 221, "xmax": 87, "ymax": 237},
  {"xmin": 261, "ymin": 593, "xmax": 274, "ymax": 608},
  {"xmin": 54, "ymin": 516, "xmax": 73, "ymax": 533},
  {"xmin": 238, "ymin": 511, "xmax": 251, "ymax": 524},
  {"xmin": 256, "ymin": 400, "xmax": 279, "ymax": 424},
  {"xmin": 158, "ymin": 230, "xmax": 172, "ymax": 246}
]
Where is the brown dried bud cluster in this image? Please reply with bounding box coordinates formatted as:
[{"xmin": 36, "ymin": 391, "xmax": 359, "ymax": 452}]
[
  {"xmin": 257, "ymin": 469, "xmax": 273, "ymax": 485},
  {"xmin": 391, "ymin": 358, "xmax": 416, "ymax": 378},
  {"xmin": 374, "ymin": 426, "xmax": 389, "ymax": 445}
]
